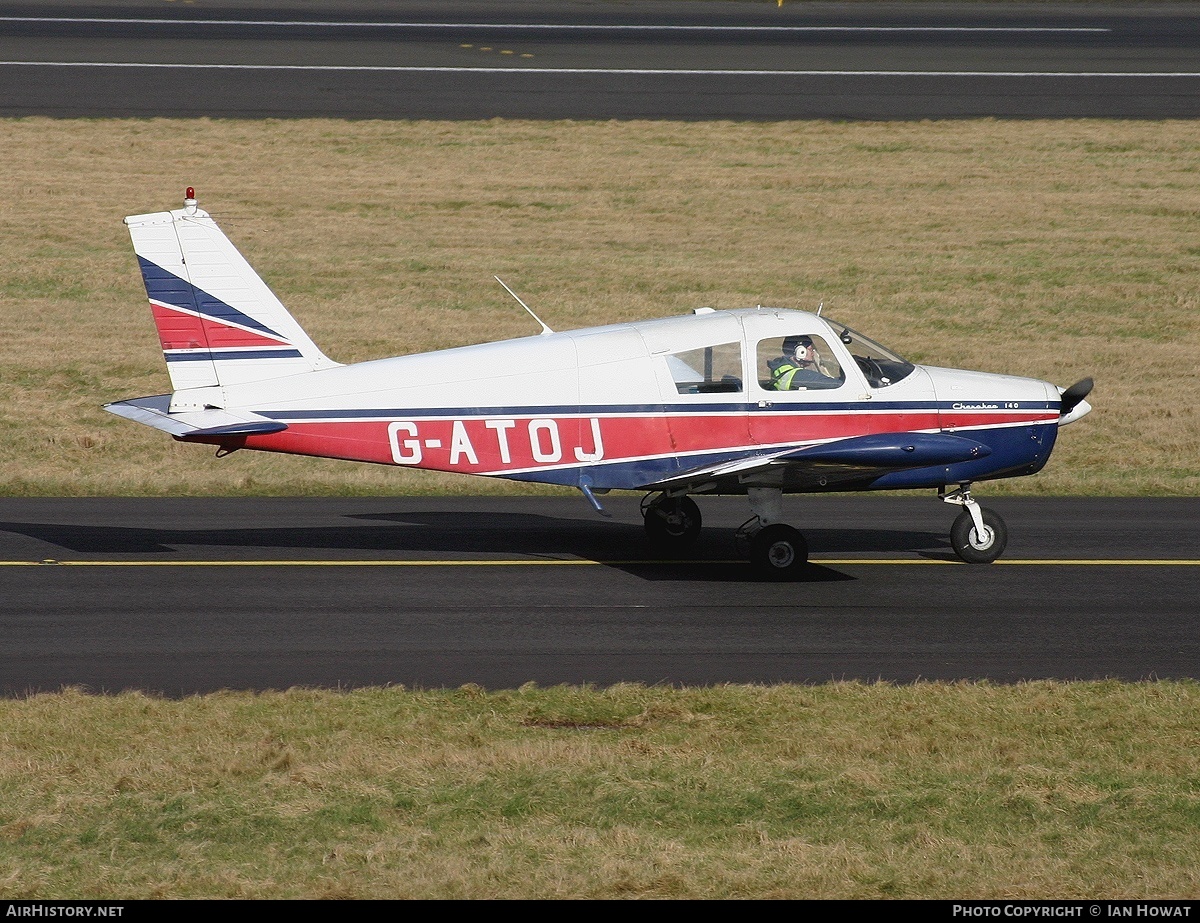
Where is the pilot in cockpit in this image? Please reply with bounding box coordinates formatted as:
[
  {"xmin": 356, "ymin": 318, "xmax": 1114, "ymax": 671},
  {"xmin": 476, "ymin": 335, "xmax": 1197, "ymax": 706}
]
[{"xmin": 769, "ymin": 335, "xmax": 833, "ymax": 390}]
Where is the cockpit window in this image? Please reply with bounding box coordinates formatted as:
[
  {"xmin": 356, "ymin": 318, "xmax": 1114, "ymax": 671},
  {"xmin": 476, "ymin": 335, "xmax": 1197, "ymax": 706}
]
[
  {"xmin": 825, "ymin": 318, "xmax": 915, "ymax": 388},
  {"xmin": 667, "ymin": 342, "xmax": 743, "ymax": 394},
  {"xmin": 756, "ymin": 334, "xmax": 845, "ymax": 391}
]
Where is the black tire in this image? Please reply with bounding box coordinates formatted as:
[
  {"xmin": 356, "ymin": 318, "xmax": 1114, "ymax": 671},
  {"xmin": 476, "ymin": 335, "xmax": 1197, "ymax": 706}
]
[
  {"xmin": 750, "ymin": 524, "xmax": 809, "ymax": 580},
  {"xmin": 950, "ymin": 507, "xmax": 1008, "ymax": 564},
  {"xmin": 643, "ymin": 495, "xmax": 702, "ymax": 548}
]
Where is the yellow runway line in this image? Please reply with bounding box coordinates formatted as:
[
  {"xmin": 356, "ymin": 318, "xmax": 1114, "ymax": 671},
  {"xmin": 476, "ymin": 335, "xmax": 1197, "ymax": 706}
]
[
  {"xmin": 3, "ymin": 558, "xmax": 1199, "ymax": 568},
  {"xmin": 7, "ymin": 558, "xmax": 726, "ymax": 567}
]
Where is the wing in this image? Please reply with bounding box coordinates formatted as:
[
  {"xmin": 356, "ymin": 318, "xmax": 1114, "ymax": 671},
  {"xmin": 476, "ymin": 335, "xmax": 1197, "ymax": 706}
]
[{"xmin": 644, "ymin": 431, "xmax": 992, "ymax": 493}]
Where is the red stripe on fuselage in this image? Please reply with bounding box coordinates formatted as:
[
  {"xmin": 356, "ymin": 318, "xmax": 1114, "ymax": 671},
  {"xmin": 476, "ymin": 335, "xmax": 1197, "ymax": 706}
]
[{"xmin": 205, "ymin": 408, "xmax": 1057, "ymax": 475}]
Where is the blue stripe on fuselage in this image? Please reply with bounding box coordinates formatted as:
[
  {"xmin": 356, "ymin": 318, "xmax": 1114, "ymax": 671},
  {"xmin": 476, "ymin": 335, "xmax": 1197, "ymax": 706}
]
[{"xmin": 259, "ymin": 400, "xmax": 1057, "ymax": 420}]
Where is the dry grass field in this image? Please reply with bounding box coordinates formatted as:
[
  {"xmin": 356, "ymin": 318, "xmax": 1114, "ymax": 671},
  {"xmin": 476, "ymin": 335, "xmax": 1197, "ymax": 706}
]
[{"xmin": 1, "ymin": 117, "xmax": 1197, "ymax": 497}]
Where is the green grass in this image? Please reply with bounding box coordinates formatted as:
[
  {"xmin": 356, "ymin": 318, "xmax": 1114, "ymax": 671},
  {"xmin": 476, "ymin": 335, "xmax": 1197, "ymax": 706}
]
[{"xmin": 3, "ymin": 682, "xmax": 1199, "ymax": 898}]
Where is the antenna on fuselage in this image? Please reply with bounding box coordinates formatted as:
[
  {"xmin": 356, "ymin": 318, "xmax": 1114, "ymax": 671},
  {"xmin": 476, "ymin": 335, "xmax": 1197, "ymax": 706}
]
[
  {"xmin": 817, "ymin": 301, "xmax": 824, "ymax": 317},
  {"xmin": 495, "ymin": 276, "xmax": 554, "ymax": 336}
]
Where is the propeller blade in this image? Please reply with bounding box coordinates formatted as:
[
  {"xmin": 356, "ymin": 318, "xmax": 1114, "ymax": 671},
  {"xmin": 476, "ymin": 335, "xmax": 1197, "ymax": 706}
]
[{"xmin": 1059, "ymin": 377, "xmax": 1094, "ymax": 416}]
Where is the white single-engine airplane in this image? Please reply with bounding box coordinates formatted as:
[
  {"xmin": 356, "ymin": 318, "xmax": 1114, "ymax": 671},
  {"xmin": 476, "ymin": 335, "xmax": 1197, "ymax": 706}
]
[{"xmin": 107, "ymin": 190, "xmax": 1093, "ymax": 577}]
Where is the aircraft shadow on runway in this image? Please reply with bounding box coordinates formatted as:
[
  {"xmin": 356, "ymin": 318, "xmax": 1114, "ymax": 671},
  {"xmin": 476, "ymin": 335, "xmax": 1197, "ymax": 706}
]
[{"xmin": 0, "ymin": 511, "xmax": 953, "ymax": 583}]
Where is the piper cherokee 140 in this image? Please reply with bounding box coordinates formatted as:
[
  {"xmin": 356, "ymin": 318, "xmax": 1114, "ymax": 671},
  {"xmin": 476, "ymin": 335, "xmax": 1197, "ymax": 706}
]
[{"xmin": 107, "ymin": 190, "xmax": 1093, "ymax": 578}]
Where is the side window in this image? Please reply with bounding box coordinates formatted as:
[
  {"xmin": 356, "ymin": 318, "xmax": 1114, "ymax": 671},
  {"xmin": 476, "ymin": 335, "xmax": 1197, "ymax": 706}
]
[
  {"xmin": 757, "ymin": 334, "xmax": 845, "ymax": 391},
  {"xmin": 667, "ymin": 342, "xmax": 744, "ymax": 394}
]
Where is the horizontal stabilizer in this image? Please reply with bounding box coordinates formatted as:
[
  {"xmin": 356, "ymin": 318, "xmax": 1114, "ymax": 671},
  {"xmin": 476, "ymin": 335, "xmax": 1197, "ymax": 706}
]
[
  {"xmin": 781, "ymin": 432, "xmax": 991, "ymax": 467},
  {"xmin": 104, "ymin": 394, "xmax": 287, "ymax": 438}
]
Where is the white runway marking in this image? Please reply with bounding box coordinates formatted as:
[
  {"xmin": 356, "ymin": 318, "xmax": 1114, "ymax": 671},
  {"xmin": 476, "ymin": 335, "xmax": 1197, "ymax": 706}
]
[
  {"xmin": 0, "ymin": 18, "xmax": 1113, "ymax": 34},
  {"xmin": 2, "ymin": 63, "xmax": 1192, "ymax": 78}
]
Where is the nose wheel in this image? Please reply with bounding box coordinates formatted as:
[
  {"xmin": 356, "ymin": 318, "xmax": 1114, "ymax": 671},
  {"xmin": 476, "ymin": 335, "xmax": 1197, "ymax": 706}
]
[
  {"xmin": 943, "ymin": 486, "xmax": 1008, "ymax": 564},
  {"xmin": 950, "ymin": 508, "xmax": 1008, "ymax": 564}
]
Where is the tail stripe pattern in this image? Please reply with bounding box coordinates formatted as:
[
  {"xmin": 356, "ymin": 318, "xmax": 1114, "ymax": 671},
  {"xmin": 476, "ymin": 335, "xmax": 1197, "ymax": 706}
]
[{"xmin": 138, "ymin": 257, "xmax": 304, "ymax": 361}]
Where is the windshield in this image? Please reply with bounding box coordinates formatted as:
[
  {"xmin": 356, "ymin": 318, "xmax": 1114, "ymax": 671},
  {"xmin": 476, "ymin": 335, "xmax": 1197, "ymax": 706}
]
[{"xmin": 824, "ymin": 318, "xmax": 915, "ymax": 388}]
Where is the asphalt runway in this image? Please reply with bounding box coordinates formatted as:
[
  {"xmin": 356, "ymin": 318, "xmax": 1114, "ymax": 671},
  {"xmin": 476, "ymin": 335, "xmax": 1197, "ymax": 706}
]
[
  {"xmin": 2, "ymin": 1, "xmax": 1199, "ymax": 118},
  {"xmin": 1, "ymin": 496, "xmax": 1197, "ymax": 695},
  {"xmin": 3, "ymin": 5, "xmax": 1196, "ymax": 693}
]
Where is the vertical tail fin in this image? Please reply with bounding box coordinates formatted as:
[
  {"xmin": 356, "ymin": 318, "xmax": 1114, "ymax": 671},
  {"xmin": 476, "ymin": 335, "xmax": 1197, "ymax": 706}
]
[{"xmin": 125, "ymin": 188, "xmax": 338, "ymax": 393}]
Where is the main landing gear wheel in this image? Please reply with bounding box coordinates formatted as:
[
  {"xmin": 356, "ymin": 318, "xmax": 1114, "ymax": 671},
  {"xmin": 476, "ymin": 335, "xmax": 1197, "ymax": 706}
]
[
  {"xmin": 950, "ymin": 507, "xmax": 1008, "ymax": 564},
  {"xmin": 642, "ymin": 494, "xmax": 702, "ymax": 549},
  {"xmin": 750, "ymin": 524, "xmax": 809, "ymax": 580}
]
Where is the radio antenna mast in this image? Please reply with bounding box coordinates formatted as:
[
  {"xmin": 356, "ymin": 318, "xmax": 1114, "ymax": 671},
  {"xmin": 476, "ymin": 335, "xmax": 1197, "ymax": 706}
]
[{"xmin": 495, "ymin": 276, "xmax": 553, "ymax": 336}]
